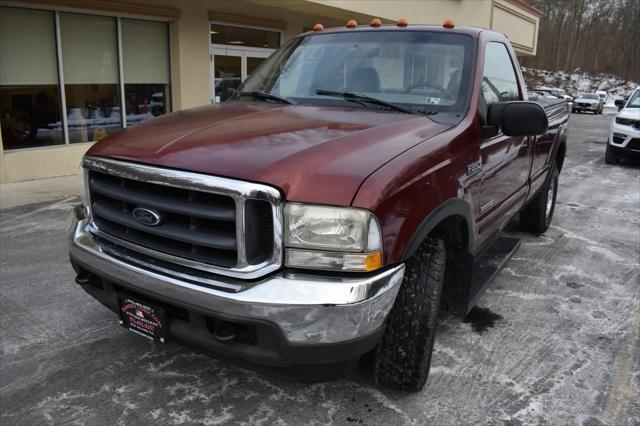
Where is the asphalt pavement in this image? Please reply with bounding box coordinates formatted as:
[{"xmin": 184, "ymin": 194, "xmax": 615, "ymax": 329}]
[{"xmin": 1, "ymin": 113, "xmax": 638, "ymax": 425}]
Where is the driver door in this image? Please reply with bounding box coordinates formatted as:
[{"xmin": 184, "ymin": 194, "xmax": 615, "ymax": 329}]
[{"xmin": 477, "ymin": 42, "xmax": 532, "ymax": 238}]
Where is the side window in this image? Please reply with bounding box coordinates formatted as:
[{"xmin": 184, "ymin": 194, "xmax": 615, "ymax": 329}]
[{"xmin": 482, "ymin": 42, "xmax": 520, "ymax": 104}]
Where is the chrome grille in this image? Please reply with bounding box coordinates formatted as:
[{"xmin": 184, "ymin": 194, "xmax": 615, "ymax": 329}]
[{"xmin": 83, "ymin": 156, "xmax": 283, "ymax": 280}]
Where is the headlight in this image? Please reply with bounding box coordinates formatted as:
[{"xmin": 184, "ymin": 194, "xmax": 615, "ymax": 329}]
[
  {"xmin": 284, "ymin": 203, "xmax": 383, "ymax": 272},
  {"xmin": 616, "ymin": 117, "xmax": 634, "ymax": 126}
]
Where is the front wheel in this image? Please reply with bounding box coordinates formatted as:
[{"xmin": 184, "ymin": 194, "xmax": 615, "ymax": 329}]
[
  {"xmin": 374, "ymin": 239, "xmax": 446, "ymax": 391},
  {"xmin": 520, "ymin": 164, "xmax": 559, "ymax": 234}
]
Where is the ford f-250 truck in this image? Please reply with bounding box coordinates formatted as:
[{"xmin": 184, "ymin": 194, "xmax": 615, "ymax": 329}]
[{"xmin": 67, "ymin": 21, "xmax": 568, "ymax": 391}]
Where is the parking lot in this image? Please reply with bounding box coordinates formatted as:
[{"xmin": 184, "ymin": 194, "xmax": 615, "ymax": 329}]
[{"xmin": 1, "ymin": 113, "xmax": 638, "ymax": 425}]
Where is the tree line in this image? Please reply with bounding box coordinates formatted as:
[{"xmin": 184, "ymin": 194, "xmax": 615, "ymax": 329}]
[{"xmin": 520, "ymin": 0, "xmax": 640, "ymax": 82}]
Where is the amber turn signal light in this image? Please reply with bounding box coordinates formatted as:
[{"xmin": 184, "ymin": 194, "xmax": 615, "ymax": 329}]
[
  {"xmin": 397, "ymin": 18, "xmax": 408, "ymax": 27},
  {"xmin": 443, "ymin": 18, "xmax": 455, "ymax": 29},
  {"xmin": 313, "ymin": 23, "xmax": 324, "ymax": 31},
  {"xmin": 371, "ymin": 18, "xmax": 382, "ymax": 27},
  {"xmin": 346, "ymin": 19, "xmax": 358, "ymax": 28},
  {"xmin": 364, "ymin": 251, "xmax": 383, "ymax": 272}
]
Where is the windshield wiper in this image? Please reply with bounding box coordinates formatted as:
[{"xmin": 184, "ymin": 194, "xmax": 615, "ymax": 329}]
[
  {"xmin": 316, "ymin": 89, "xmax": 415, "ymax": 114},
  {"xmin": 239, "ymin": 91, "xmax": 296, "ymax": 105}
]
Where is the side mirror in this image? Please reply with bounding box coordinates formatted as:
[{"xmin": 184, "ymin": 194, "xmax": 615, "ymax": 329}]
[
  {"xmin": 614, "ymin": 99, "xmax": 626, "ymax": 110},
  {"xmin": 486, "ymin": 101, "xmax": 548, "ymax": 137}
]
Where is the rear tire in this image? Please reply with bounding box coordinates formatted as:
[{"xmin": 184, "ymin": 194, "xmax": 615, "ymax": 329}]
[
  {"xmin": 520, "ymin": 164, "xmax": 559, "ymax": 234},
  {"xmin": 605, "ymin": 144, "xmax": 620, "ymax": 164},
  {"xmin": 374, "ymin": 239, "xmax": 446, "ymax": 391}
]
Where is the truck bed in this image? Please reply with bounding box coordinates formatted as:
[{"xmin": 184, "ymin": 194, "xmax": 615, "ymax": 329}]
[{"xmin": 535, "ymin": 97, "xmax": 570, "ymax": 122}]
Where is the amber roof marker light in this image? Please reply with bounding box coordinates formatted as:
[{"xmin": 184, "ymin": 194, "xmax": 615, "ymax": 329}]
[
  {"xmin": 370, "ymin": 18, "xmax": 382, "ymax": 27},
  {"xmin": 313, "ymin": 23, "xmax": 324, "ymax": 31},
  {"xmin": 346, "ymin": 19, "xmax": 358, "ymax": 28},
  {"xmin": 397, "ymin": 18, "xmax": 408, "ymax": 27},
  {"xmin": 443, "ymin": 18, "xmax": 455, "ymax": 29}
]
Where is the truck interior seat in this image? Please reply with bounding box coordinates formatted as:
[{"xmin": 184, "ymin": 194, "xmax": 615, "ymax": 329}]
[
  {"xmin": 347, "ymin": 67, "xmax": 380, "ymax": 92},
  {"xmin": 447, "ymin": 69, "xmax": 461, "ymax": 97}
]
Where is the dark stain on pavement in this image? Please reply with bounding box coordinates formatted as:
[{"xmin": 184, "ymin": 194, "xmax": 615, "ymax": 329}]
[{"xmin": 463, "ymin": 307, "xmax": 503, "ymax": 334}]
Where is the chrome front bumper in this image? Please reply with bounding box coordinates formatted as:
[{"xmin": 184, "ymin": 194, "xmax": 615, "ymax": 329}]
[{"xmin": 67, "ymin": 213, "xmax": 404, "ymax": 345}]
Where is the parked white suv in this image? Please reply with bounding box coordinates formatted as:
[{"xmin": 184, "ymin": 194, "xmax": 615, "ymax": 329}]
[{"xmin": 606, "ymin": 87, "xmax": 640, "ymax": 164}]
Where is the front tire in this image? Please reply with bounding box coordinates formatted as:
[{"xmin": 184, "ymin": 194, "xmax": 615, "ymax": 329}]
[
  {"xmin": 374, "ymin": 239, "xmax": 446, "ymax": 391},
  {"xmin": 520, "ymin": 164, "xmax": 559, "ymax": 234},
  {"xmin": 605, "ymin": 144, "xmax": 620, "ymax": 164}
]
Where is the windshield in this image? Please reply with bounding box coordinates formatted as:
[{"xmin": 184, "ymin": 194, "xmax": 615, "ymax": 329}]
[
  {"xmin": 578, "ymin": 94, "xmax": 599, "ymax": 100},
  {"xmin": 237, "ymin": 31, "xmax": 474, "ymax": 115},
  {"xmin": 626, "ymin": 90, "xmax": 640, "ymax": 108}
]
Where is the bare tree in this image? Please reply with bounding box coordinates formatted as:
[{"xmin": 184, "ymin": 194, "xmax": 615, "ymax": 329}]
[{"xmin": 522, "ymin": 0, "xmax": 639, "ymax": 82}]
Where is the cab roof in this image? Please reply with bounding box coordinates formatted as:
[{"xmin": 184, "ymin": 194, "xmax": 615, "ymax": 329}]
[{"xmin": 299, "ymin": 24, "xmax": 488, "ymax": 38}]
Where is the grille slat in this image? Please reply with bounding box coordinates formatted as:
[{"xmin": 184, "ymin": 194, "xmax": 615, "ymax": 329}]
[
  {"xmin": 88, "ymin": 168, "xmax": 241, "ymax": 268},
  {"xmin": 92, "ymin": 201, "xmax": 237, "ymax": 251},
  {"xmin": 84, "ymin": 157, "xmax": 281, "ymax": 280},
  {"xmin": 94, "ymin": 218, "xmax": 238, "ymax": 267},
  {"xmin": 90, "ymin": 176, "xmax": 236, "ymax": 222}
]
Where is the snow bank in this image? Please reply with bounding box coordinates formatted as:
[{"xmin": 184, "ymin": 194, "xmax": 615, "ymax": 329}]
[{"xmin": 521, "ymin": 67, "xmax": 638, "ymax": 100}]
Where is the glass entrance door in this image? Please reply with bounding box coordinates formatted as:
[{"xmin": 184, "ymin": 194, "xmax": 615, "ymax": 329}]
[
  {"xmin": 211, "ymin": 48, "xmax": 273, "ymax": 103},
  {"xmin": 212, "ymin": 48, "xmax": 242, "ymax": 103}
]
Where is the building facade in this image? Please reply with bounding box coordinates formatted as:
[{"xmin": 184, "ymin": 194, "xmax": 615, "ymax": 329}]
[{"xmin": 0, "ymin": 0, "xmax": 540, "ymax": 183}]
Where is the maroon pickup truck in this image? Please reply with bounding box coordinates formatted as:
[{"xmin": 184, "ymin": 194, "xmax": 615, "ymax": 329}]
[{"xmin": 68, "ymin": 22, "xmax": 568, "ymax": 390}]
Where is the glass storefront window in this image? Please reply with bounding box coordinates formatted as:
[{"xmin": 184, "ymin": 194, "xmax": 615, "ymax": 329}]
[
  {"xmin": 60, "ymin": 13, "xmax": 120, "ymax": 143},
  {"xmin": 210, "ymin": 24, "xmax": 280, "ymax": 49},
  {"xmin": 0, "ymin": 7, "xmax": 63, "ymax": 149},
  {"xmin": 1, "ymin": 8, "xmax": 171, "ymax": 151},
  {"xmin": 121, "ymin": 19, "xmax": 170, "ymax": 126}
]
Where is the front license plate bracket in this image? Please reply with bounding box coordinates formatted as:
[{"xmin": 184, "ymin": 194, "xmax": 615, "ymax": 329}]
[{"xmin": 119, "ymin": 295, "xmax": 169, "ymax": 343}]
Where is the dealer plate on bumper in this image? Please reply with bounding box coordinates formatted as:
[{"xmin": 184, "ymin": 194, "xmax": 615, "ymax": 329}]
[{"xmin": 119, "ymin": 296, "xmax": 168, "ymax": 342}]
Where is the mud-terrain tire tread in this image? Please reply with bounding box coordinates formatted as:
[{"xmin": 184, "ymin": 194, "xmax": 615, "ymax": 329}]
[
  {"xmin": 520, "ymin": 164, "xmax": 559, "ymax": 234},
  {"xmin": 373, "ymin": 238, "xmax": 446, "ymax": 391},
  {"xmin": 605, "ymin": 144, "xmax": 619, "ymax": 164}
]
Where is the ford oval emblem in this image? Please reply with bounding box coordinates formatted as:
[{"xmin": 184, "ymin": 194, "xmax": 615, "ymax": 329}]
[{"xmin": 132, "ymin": 207, "xmax": 162, "ymax": 226}]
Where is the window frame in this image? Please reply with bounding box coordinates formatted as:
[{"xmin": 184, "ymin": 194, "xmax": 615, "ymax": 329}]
[{"xmin": 0, "ymin": 5, "xmax": 172, "ymax": 149}]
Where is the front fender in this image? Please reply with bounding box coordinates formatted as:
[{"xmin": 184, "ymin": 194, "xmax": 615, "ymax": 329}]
[
  {"xmin": 402, "ymin": 198, "xmax": 474, "ymax": 260},
  {"xmin": 351, "ymin": 122, "xmax": 480, "ymax": 265}
]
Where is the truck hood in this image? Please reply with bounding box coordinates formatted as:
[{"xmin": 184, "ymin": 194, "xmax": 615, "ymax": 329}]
[{"xmin": 88, "ymin": 103, "xmax": 449, "ymax": 205}]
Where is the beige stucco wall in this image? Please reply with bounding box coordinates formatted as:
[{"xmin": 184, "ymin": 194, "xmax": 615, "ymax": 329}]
[
  {"xmin": 305, "ymin": 0, "xmax": 493, "ymax": 28},
  {"xmin": 0, "ymin": 140, "xmax": 92, "ymax": 183},
  {"xmin": 491, "ymin": 0, "xmax": 539, "ymax": 55}
]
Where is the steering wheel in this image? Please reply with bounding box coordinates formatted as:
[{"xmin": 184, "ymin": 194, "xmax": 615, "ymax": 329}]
[{"xmin": 405, "ymin": 81, "xmax": 454, "ymax": 100}]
